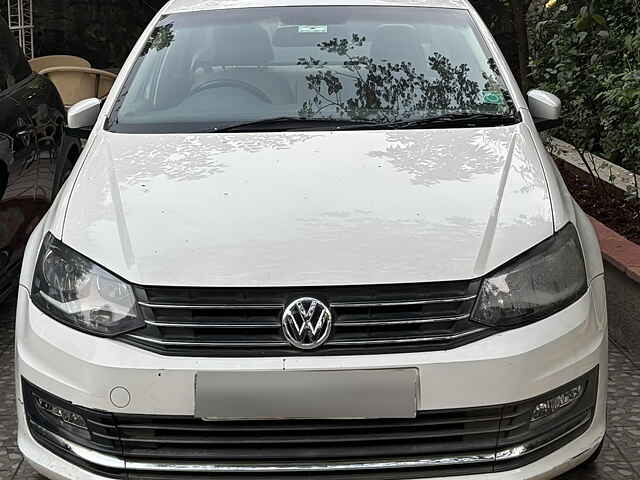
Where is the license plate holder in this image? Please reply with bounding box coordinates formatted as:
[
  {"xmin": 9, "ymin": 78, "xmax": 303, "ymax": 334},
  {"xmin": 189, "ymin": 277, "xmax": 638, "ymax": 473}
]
[{"xmin": 195, "ymin": 369, "xmax": 419, "ymax": 420}]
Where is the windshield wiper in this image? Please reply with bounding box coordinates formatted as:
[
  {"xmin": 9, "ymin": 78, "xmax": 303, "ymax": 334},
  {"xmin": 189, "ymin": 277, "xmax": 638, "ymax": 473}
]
[
  {"xmin": 205, "ymin": 113, "xmax": 519, "ymax": 133},
  {"xmin": 206, "ymin": 116, "xmax": 378, "ymax": 133},
  {"xmin": 397, "ymin": 112, "xmax": 520, "ymax": 129},
  {"xmin": 339, "ymin": 112, "xmax": 521, "ymax": 131}
]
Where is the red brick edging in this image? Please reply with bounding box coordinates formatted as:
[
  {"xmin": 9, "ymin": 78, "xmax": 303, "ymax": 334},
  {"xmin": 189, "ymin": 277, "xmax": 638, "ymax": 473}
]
[{"xmin": 590, "ymin": 216, "xmax": 640, "ymax": 284}]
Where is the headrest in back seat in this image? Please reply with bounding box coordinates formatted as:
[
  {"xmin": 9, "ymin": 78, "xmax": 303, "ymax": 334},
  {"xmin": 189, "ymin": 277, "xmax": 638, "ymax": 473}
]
[
  {"xmin": 370, "ymin": 24, "xmax": 427, "ymax": 72},
  {"xmin": 211, "ymin": 24, "xmax": 274, "ymax": 66}
]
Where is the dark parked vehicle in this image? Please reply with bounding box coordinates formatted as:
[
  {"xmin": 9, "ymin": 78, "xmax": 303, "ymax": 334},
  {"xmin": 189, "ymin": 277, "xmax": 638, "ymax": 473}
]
[{"xmin": 0, "ymin": 16, "xmax": 80, "ymax": 303}]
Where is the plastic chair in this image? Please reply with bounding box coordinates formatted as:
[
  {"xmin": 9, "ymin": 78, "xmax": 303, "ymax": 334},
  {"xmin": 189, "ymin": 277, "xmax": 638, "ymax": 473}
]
[
  {"xmin": 40, "ymin": 67, "xmax": 117, "ymax": 108},
  {"xmin": 29, "ymin": 55, "xmax": 91, "ymax": 73}
]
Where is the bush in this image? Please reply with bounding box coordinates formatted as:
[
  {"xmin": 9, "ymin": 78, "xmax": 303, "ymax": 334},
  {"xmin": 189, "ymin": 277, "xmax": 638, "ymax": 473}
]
[{"xmin": 530, "ymin": 0, "xmax": 640, "ymax": 205}]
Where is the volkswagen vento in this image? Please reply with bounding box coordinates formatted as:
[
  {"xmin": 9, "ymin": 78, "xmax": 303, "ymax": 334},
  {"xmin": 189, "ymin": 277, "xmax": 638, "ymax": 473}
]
[{"xmin": 15, "ymin": 1, "xmax": 608, "ymax": 479}]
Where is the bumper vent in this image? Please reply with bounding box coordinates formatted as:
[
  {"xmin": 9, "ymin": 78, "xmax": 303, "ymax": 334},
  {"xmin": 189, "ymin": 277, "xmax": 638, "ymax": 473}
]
[
  {"xmin": 123, "ymin": 280, "xmax": 491, "ymax": 356},
  {"xmin": 23, "ymin": 368, "xmax": 598, "ymax": 479}
]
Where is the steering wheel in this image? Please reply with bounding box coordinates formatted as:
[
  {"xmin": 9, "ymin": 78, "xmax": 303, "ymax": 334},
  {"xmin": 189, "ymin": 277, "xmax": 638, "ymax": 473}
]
[{"xmin": 190, "ymin": 79, "xmax": 272, "ymax": 104}]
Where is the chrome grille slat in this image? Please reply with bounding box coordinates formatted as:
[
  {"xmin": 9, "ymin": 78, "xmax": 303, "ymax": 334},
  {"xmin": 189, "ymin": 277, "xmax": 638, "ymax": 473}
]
[
  {"xmin": 125, "ymin": 280, "xmax": 488, "ymax": 356},
  {"xmin": 126, "ymin": 329, "xmax": 488, "ymax": 348},
  {"xmin": 144, "ymin": 320, "xmax": 281, "ymax": 329},
  {"xmin": 330, "ymin": 295, "xmax": 477, "ymax": 308},
  {"xmin": 327, "ymin": 328, "xmax": 488, "ymax": 346},
  {"xmin": 127, "ymin": 335, "xmax": 289, "ymax": 348},
  {"xmin": 139, "ymin": 302, "xmax": 284, "ymax": 310},
  {"xmin": 334, "ymin": 314, "xmax": 470, "ymax": 327}
]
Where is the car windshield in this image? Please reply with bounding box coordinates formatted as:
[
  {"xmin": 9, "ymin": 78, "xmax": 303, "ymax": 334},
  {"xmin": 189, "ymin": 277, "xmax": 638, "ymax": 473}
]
[{"xmin": 107, "ymin": 6, "xmax": 517, "ymax": 133}]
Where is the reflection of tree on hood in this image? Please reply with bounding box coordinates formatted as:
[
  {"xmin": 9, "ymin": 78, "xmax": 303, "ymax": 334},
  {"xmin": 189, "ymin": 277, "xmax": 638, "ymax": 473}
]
[{"xmin": 297, "ymin": 34, "xmax": 487, "ymax": 122}]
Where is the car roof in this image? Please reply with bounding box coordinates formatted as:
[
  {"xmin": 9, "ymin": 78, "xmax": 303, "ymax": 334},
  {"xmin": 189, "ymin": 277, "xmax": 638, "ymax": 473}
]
[{"xmin": 163, "ymin": 0, "xmax": 471, "ymax": 15}]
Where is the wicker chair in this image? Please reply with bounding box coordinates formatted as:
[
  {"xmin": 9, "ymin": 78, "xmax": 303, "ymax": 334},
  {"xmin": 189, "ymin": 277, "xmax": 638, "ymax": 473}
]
[
  {"xmin": 29, "ymin": 55, "xmax": 91, "ymax": 73},
  {"xmin": 40, "ymin": 67, "xmax": 117, "ymax": 108}
]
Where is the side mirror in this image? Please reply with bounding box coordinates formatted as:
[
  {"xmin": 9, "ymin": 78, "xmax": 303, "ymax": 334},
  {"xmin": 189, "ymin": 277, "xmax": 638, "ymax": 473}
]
[
  {"xmin": 527, "ymin": 89, "xmax": 562, "ymax": 132},
  {"xmin": 67, "ymin": 98, "xmax": 101, "ymax": 139}
]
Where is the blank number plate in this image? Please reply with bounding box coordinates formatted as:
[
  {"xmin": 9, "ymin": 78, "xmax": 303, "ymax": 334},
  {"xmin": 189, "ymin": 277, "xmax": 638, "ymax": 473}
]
[{"xmin": 195, "ymin": 369, "xmax": 419, "ymax": 420}]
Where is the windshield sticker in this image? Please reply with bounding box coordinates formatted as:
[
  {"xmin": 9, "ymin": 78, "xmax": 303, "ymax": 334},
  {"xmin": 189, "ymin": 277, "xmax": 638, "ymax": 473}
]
[
  {"xmin": 298, "ymin": 25, "xmax": 329, "ymax": 34},
  {"xmin": 482, "ymin": 91, "xmax": 505, "ymax": 105}
]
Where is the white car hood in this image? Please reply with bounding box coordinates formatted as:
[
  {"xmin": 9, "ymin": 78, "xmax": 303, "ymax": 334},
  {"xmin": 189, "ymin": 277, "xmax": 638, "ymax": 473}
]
[{"xmin": 63, "ymin": 125, "xmax": 553, "ymax": 287}]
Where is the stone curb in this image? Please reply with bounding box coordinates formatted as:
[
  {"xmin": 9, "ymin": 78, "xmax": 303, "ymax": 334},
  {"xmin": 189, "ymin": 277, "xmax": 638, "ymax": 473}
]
[
  {"xmin": 590, "ymin": 216, "xmax": 640, "ymax": 284},
  {"xmin": 547, "ymin": 137, "xmax": 640, "ymax": 285},
  {"xmin": 550, "ymin": 137, "xmax": 637, "ymax": 194}
]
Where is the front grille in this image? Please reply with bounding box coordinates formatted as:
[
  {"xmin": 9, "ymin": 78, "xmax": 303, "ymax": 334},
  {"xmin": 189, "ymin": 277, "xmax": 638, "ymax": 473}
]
[
  {"xmin": 123, "ymin": 280, "xmax": 493, "ymax": 356},
  {"xmin": 23, "ymin": 368, "xmax": 599, "ymax": 479}
]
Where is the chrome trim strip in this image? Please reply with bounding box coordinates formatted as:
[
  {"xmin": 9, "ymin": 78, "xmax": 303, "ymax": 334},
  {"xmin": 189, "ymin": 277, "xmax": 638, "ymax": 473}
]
[
  {"xmin": 29, "ymin": 422, "xmax": 126, "ymax": 469},
  {"xmin": 138, "ymin": 302, "xmax": 284, "ymax": 310},
  {"xmin": 331, "ymin": 295, "xmax": 477, "ymax": 308},
  {"xmin": 126, "ymin": 328, "xmax": 487, "ymax": 348},
  {"xmin": 327, "ymin": 328, "xmax": 488, "ymax": 346},
  {"xmin": 144, "ymin": 320, "xmax": 281, "ymax": 329},
  {"xmin": 335, "ymin": 314, "xmax": 470, "ymax": 327},
  {"xmin": 126, "ymin": 334, "xmax": 288, "ymax": 347},
  {"xmin": 126, "ymin": 453, "xmax": 496, "ymax": 473}
]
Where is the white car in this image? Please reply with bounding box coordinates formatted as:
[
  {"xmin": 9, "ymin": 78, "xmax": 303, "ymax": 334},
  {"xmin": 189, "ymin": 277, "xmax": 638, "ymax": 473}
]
[{"xmin": 15, "ymin": 1, "xmax": 607, "ymax": 479}]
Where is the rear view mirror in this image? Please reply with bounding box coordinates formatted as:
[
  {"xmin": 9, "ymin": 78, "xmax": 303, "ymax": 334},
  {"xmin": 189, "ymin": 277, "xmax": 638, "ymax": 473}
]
[
  {"xmin": 528, "ymin": 89, "xmax": 562, "ymax": 132},
  {"xmin": 67, "ymin": 98, "xmax": 101, "ymax": 139}
]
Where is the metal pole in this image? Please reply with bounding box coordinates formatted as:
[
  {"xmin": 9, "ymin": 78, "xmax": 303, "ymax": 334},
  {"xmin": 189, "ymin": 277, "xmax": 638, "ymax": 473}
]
[{"xmin": 7, "ymin": 0, "xmax": 34, "ymax": 59}]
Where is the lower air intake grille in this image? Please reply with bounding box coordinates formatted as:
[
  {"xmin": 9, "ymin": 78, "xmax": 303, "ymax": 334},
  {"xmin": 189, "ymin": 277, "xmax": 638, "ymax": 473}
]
[{"xmin": 23, "ymin": 367, "xmax": 598, "ymax": 479}]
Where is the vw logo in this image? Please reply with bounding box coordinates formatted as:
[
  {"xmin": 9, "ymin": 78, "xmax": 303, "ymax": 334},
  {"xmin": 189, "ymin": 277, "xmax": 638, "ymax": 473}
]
[{"xmin": 282, "ymin": 297, "xmax": 332, "ymax": 350}]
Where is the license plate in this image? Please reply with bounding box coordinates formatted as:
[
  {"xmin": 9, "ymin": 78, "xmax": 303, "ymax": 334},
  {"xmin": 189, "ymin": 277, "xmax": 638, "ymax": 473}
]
[{"xmin": 195, "ymin": 369, "xmax": 419, "ymax": 420}]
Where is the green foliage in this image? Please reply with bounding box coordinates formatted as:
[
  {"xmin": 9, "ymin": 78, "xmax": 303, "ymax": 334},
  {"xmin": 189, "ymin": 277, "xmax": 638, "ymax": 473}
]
[
  {"xmin": 530, "ymin": 0, "xmax": 640, "ymax": 203},
  {"xmin": 597, "ymin": 25, "xmax": 640, "ymax": 203}
]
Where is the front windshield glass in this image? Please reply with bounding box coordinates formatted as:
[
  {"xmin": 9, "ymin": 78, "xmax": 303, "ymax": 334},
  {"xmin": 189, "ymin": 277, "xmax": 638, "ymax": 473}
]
[{"xmin": 108, "ymin": 6, "xmax": 517, "ymax": 133}]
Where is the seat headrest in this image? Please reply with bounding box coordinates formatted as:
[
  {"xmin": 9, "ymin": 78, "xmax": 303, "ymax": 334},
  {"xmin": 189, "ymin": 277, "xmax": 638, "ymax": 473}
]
[
  {"xmin": 211, "ymin": 24, "xmax": 275, "ymax": 66},
  {"xmin": 370, "ymin": 24, "xmax": 427, "ymax": 72}
]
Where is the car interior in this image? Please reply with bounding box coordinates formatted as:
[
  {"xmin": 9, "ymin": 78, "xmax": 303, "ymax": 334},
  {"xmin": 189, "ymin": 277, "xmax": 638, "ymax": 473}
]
[{"xmin": 115, "ymin": 7, "xmax": 501, "ymax": 128}]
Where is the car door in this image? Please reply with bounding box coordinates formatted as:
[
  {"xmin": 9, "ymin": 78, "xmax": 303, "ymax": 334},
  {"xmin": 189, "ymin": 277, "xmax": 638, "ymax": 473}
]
[{"xmin": 0, "ymin": 15, "xmax": 66, "ymax": 302}]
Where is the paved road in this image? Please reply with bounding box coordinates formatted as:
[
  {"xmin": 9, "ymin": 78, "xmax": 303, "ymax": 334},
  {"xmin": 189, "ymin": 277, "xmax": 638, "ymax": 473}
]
[{"xmin": 1, "ymin": 292, "xmax": 639, "ymax": 480}]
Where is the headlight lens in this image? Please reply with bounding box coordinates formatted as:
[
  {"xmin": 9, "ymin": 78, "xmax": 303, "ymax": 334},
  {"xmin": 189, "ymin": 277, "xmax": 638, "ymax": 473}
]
[
  {"xmin": 472, "ymin": 223, "xmax": 588, "ymax": 328},
  {"xmin": 32, "ymin": 233, "xmax": 143, "ymax": 336}
]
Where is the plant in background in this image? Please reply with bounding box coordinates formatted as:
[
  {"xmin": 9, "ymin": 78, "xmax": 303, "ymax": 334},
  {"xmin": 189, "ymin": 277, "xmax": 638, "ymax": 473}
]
[
  {"xmin": 471, "ymin": 0, "xmax": 535, "ymax": 89},
  {"xmin": 529, "ymin": 0, "xmax": 640, "ymax": 205},
  {"xmin": 530, "ymin": 1, "xmax": 612, "ymax": 195},
  {"xmin": 598, "ymin": 18, "xmax": 640, "ymax": 215}
]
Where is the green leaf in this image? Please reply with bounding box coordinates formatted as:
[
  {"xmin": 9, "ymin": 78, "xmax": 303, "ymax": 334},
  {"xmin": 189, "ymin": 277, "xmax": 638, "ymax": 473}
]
[{"xmin": 575, "ymin": 16, "xmax": 590, "ymax": 31}]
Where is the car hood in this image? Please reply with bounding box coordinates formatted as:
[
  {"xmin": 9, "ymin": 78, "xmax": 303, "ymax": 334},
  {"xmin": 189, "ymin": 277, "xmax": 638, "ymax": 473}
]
[{"xmin": 63, "ymin": 126, "xmax": 553, "ymax": 287}]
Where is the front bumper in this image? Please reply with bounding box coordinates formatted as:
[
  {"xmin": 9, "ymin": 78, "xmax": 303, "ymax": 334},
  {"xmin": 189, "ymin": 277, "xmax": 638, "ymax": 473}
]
[{"xmin": 15, "ymin": 275, "xmax": 608, "ymax": 480}]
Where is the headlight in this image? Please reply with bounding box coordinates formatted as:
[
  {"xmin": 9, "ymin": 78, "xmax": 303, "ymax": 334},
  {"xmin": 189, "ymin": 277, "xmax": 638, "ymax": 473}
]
[
  {"xmin": 472, "ymin": 223, "xmax": 588, "ymax": 328},
  {"xmin": 31, "ymin": 233, "xmax": 143, "ymax": 336}
]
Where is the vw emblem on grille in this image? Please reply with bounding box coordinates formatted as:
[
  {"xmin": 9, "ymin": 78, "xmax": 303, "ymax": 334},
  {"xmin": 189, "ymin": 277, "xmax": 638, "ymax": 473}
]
[{"xmin": 282, "ymin": 297, "xmax": 332, "ymax": 350}]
